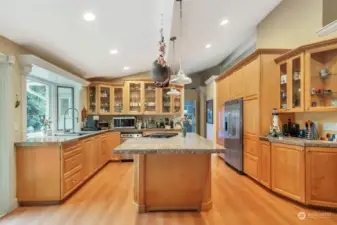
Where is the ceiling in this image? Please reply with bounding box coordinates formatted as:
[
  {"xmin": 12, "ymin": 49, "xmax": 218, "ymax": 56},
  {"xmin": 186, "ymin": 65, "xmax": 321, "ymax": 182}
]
[{"xmin": 0, "ymin": 0, "xmax": 281, "ymax": 78}]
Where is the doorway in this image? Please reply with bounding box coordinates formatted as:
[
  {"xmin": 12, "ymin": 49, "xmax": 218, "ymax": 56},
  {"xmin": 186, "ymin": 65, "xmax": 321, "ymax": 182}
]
[{"xmin": 184, "ymin": 100, "xmax": 196, "ymax": 132}]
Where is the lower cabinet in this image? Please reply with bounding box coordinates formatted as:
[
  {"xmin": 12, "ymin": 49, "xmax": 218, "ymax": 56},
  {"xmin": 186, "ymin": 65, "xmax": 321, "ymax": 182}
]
[
  {"xmin": 306, "ymin": 147, "xmax": 337, "ymax": 208},
  {"xmin": 16, "ymin": 131, "xmax": 121, "ymax": 204},
  {"xmin": 258, "ymin": 141, "xmax": 271, "ymax": 188},
  {"xmin": 271, "ymin": 143, "xmax": 305, "ymax": 203},
  {"xmin": 244, "ymin": 135, "xmax": 259, "ymax": 181},
  {"xmin": 110, "ymin": 132, "xmax": 121, "ymax": 161}
]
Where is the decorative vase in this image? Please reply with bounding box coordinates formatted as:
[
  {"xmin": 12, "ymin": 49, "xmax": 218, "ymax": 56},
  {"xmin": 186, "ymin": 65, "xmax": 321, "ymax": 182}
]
[
  {"xmin": 42, "ymin": 127, "xmax": 48, "ymax": 137},
  {"xmin": 182, "ymin": 127, "xmax": 187, "ymax": 137}
]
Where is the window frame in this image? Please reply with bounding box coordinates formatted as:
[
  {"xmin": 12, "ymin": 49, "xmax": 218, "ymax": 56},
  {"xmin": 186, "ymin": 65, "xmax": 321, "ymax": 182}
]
[
  {"xmin": 56, "ymin": 86, "xmax": 75, "ymax": 131},
  {"xmin": 26, "ymin": 76, "xmax": 52, "ymax": 138}
]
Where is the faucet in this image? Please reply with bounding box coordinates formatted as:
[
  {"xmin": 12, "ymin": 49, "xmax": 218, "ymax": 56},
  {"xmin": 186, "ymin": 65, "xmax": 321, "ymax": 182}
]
[{"xmin": 64, "ymin": 108, "xmax": 79, "ymax": 133}]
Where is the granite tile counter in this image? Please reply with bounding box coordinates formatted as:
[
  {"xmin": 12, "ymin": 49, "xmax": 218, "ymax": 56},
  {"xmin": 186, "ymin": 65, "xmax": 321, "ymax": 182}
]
[
  {"xmin": 260, "ymin": 136, "xmax": 337, "ymax": 148},
  {"xmin": 114, "ymin": 133, "xmax": 225, "ymax": 154},
  {"xmin": 15, "ymin": 128, "xmax": 182, "ymax": 147}
]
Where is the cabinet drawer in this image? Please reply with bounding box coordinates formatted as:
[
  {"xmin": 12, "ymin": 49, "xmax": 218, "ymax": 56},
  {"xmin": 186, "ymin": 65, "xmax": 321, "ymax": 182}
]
[
  {"xmin": 64, "ymin": 153, "xmax": 83, "ymax": 175},
  {"xmin": 244, "ymin": 138, "xmax": 258, "ymax": 157},
  {"xmin": 63, "ymin": 169, "xmax": 82, "ymax": 195},
  {"xmin": 63, "ymin": 141, "xmax": 80, "ymax": 152},
  {"xmin": 244, "ymin": 153, "xmax": 258, "ymax": 180},
  {"xmin": 63, "ymin": 147, "xmax": 82, "ymax": 159}
]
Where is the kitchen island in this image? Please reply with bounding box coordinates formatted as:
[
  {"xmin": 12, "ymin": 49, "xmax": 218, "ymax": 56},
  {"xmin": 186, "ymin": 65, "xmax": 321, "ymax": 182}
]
[{"xmin": 114, "ymin": 133, "xmax": 225, "ymax": 212}]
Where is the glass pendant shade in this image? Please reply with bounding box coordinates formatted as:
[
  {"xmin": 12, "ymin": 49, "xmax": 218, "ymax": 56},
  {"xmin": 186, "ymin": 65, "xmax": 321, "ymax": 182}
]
[{"xmin": 167, "ymin": 87, "xmax": 181, "ymax": 96}]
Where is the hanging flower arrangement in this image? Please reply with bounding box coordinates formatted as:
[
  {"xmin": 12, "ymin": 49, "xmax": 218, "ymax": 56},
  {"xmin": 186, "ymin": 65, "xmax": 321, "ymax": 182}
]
[{"xmin": 151, "ymin": 18, "xmax": 170, "ymax": 88}]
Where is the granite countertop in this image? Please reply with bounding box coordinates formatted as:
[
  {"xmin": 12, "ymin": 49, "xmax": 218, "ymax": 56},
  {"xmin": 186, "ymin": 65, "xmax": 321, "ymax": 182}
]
[
  {"xmin": 260, "ymin": 136, "xmax": 337, "ymax": 148},
  {"xmin": 114, "ymin": 133, "xmax": 225, "ymax": 154},
  {"xmin": 15, "ymin": 128, "xmax": 182, "ymax": 147}
]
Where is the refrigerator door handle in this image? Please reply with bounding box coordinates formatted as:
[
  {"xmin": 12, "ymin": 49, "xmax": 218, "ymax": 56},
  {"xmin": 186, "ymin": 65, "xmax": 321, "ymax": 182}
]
[{"xmin": 228, "ymin": 112, "xmax": 231, "ymax": 137}]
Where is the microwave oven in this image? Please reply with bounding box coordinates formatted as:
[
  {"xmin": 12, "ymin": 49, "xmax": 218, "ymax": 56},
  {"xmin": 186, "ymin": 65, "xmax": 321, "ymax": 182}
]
[{"xmin": 112, "ymin": 117, "xmax": 136, "ymax": 129}]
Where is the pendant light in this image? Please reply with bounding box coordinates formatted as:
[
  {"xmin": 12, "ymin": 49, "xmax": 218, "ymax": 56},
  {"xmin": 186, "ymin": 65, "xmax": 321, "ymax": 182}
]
[
  {"xmin": 167, "ymin": 36, "xmax": 181, "ymax": 96},
  {"xmin": 170, "ymin": 0, "xmax": 192, "ymax": 85}
]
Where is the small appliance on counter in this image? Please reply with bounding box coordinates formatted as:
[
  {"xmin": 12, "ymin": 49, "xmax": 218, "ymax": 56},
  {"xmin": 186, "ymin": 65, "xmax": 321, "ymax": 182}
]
[
  {"xmin": 282, "ymin": 119, "xmax": 299, "ymax": 137},
  {"xmin": 269, "ymin": 108, "xmax": 281, "ymax": 137},
  {"xmin": 82, "ymin": 115, "xmax": 101, "ymax": 131}
]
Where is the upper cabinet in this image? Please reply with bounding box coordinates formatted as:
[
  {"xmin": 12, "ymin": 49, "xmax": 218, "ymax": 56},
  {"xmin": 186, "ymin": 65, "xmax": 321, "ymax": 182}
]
[
  {"xmin": 112, "ymin": 86, "xmax": 124, "ymax": 114},
  {"xmin": 144, "ymin": 82, "xmax": 158, "ymax": 114},
  {"xmin": 98, "ymin": 85, "xmax": 112, "ymax": 114},
  {"xmin": 275, "ymin": 38, "xmax": 337, "ymax": 113},
  {"xmin": 86, "ymin": 81, "xmax": 183, "ymax": 115},
  {"xmin": 277, "ymin": 54, "xmax": 305, "ymax": 112},
  {"xmin": 88, "ymin": 85, "xmax": 98, "ymax": 114},
  {"xmin": 305, "ymin": 46, "xmax": 337, "ymax": 112},
  {"xmin": 126, "ymin": 81, "xmax": 143, "ymax": 114}
]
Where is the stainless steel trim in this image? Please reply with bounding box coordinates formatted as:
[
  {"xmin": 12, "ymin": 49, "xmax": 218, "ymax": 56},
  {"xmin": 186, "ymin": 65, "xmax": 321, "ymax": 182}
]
[{"xmin": 113, "ymin": 117, "xmax": 136, "ymax": 120}]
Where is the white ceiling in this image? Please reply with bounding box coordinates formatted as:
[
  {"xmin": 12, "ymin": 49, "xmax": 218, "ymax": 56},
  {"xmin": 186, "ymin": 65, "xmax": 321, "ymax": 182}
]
[{"xmin": 0, "ymin": 0, "xmax": 281, "ymax": 78}]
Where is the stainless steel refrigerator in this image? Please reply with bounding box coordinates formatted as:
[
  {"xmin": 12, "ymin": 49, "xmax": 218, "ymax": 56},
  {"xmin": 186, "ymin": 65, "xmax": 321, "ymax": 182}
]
[{"xmin": 224, "ymin": 99, "xmax": 244, "ymax": 173}]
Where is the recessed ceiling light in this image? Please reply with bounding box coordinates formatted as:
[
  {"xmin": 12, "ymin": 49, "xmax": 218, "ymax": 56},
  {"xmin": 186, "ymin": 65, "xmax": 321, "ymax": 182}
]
[
  {"xmin": 110, "ymin": 49, "xmax": 118, "ymax": 55},
  {"xmin": 205, "ymin": 44, "xmax": 212, "ymax": 49},
  {"xmin": 83, "ymin": 12, "xmax": 96, "ymax": 21},
  {"xmin": 123, "ymin": 66, "xmax": 130, "ymax": 70},
  {"xmin": 220, "ymin": 19, "xmax": 229, "ymax": 26}
]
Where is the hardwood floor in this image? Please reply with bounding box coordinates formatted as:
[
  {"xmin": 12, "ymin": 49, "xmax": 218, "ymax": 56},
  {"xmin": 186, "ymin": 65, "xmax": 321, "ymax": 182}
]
[{"xmin": 1, "ymin": 156, "xmax": 336, "ymax": 225}]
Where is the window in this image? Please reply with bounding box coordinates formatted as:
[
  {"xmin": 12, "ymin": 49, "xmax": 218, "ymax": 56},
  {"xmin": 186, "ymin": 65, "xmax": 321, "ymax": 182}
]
[
  {"xmin": 57, "ymin": 86, "xmax": 74, "ymax": 131},
  {"xmin": 26, "ymin": 79, "xmax": 51, "ymax": 137}
]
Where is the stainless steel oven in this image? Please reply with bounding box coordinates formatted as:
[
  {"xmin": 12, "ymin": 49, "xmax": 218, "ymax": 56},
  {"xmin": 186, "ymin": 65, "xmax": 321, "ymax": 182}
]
[
  {"xmin": 120, "ymin": 131, "xmax": 142, "ymax": 161},
  {"xmin": 113, "ymin": 117, "xmax": 136, "ymax": 129}
]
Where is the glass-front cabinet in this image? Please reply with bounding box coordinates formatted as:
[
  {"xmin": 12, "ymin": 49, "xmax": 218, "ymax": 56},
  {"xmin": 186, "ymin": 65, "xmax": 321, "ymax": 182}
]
[
  {"xmin": 162, "ymin": 88, "xmax": 171, "ymax": 113},
  {"xmin": 127, "ymin": 82, "xmax": 142, "ymax": 113},
  {"xmin": 112, "ymin": 86, "xmax": 124, "ymax": 113},
  {"xmin": 172, "ymin": 88, "xmax": 182, "ymax": 114},
  {"xmin": 99, "ymin": 85, "xmax": 111, "ymax": 114},
  {"xmin": 278, "ymin": 54, "xmax": 304, "ymax": 112},
  {"xmin": 306, "ymin": 48, "xmax": 337, "ymax": 111},
  {"xmin": 144, "ymin": 82, "xmax": 157, "ymax": 113},
  {"xmin": 88, "ymin": 85, "xmax": 98, "ymax": 114}
]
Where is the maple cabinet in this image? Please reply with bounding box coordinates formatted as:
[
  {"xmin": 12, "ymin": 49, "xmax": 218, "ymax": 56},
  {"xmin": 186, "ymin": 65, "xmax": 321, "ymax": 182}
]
[
  {"xmin": 109, "ymin": 132, "xmax": 121, "ymax": 161},
  {"xmin": 277, "ymin": 54, "xmax": 305, "ymax": 112},
  {"xmin": 306, "ymin": 147, "xmax": 337, "ymax": 208},
  {"xmin": 271, "ymin": 143, "xmax": 305, "ymax": 203},
  {"xmin": 87, "ymin": 81, "xmax": 183, "ymax": 115},
  {"xmin": 274, "ymin": 38, "xmax": 337, "ymax": 112},
  {"xmin": 258, "ymin": 141, "xmax": 271, "ymax": 188},
  {"xmin": 15, "ymin": 131, "xmax": 121, "ymax": 204},
  {"xmin": 243, "ymin": 56, "xmax": 260, "ymax": 98}
]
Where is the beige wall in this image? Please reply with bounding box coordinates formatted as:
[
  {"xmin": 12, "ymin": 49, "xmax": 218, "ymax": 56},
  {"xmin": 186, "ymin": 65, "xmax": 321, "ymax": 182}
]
[
  {"xmin": 323, "ymin": 0, "xmax": 337, "ymax": 26},
  {"xmin": 257, "ymin": 0, "xmax": 337, "ymax": 49},
  {"xmin": 0, "ymin": 36, "xmax": 30, "ymax": 141}
]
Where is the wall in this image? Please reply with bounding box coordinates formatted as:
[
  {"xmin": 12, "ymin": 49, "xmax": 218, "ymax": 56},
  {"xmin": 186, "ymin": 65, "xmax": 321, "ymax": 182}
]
[
  {"xmin": 205, "ymin": 77, "xmax": 217, "ymax": 143},
  {"xmin": 257, "ymin": 0, "xmax": 337, "ymax": 49},
  {"xmin": 184, "ymin": 89, "xmax": 199, "ymax": 134},
  {"xmin": 323, "ymin": 0, "xmax": 337, "ymax": 26}
]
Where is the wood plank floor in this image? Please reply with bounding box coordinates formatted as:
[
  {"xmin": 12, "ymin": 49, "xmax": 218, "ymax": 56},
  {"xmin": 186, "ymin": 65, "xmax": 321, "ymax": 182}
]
[{"xmin": 1, "ymin": 156, "xmax": 336, "ymax": 225}]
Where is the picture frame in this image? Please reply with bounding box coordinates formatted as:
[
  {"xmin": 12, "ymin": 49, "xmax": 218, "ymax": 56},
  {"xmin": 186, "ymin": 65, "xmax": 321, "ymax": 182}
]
[{"xmin": 206, "ymin": 99, "xmax": 213, "ymax": 124}]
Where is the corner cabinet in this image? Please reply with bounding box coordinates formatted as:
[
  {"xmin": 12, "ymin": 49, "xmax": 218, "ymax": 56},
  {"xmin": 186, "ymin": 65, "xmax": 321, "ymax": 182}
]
[
  {"xmin": 277, "ymin": 54, "xmax": 305, "ymax": 112},
  {"xmin": 305, "ymin": 147, "xmax": 337, "ymax": 208}
]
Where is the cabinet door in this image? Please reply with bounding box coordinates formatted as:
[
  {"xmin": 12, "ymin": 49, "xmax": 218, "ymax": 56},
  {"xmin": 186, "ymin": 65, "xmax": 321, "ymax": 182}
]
[
  {"xmin": 306, "ymin": 147, "xmax": 337, "ymax": 208},
  {"xmin": 271, "ymin": 143, "xmax": 305, "ymax": 203},
  {"xmin": 259, "ymin": 141, "xmax": 271, "ymax": 188},
  {"xmin": 278, "ymin": 61, "xmax": 289, "ymax": 112},
  {"xmin": 82, "ymin": 139, "xmax": 92, "ymax": 180},
  {"xmin": 112, "ymin": 87, "xmax": 124, "ymax": 114},
  {"xmin": 232, "ymin": 69, "xmax": 244, "ymax": 99},
  {"xmin": 99, "ymin": 135, "xmax": 108, "ymax": 166},
  {"xmin": 217, "ymin": 104, "xmax": 225, "ymax": 145},
  {"xmin": 144, "ymin": 82, "xmax": 157, "ymax": 114},
  {"xmin": 244, "ymin": 57, "xmax": 260, "ymax": 98},
  {"xmin": 244, "ymin": 152, "xmax": 258, "ymax": 180},
  {"xmin": 110, "ymin": 132, "xmax": 121, "ymax": 161},
  {"xmin": 99, "ymin": 85, "xmax": 112, "ymax": 114},
  {"xmin": 289, "ymin": 55, "xmax": 304, "ymax": 112},
  {"xmin": 127, "ymin": 82, "xmax": 143, "ymax": 113},
  {"xmin": 243, "ymin": 98, "xmax": 259, "ymax": 137},
  {"xmin": 162, "ymin": 88, "xmax": 172, "ymax": 113},
  {"xmin": 87, "ymin": 86, "xmax": 98, "ymax": 114},
  {"xmin": 172, "ymin": 88, "xmax": 183, "ymax": 114},
  {"xmin": 89, "ymin": 137, "xmax": 99, "ymax": 173}
]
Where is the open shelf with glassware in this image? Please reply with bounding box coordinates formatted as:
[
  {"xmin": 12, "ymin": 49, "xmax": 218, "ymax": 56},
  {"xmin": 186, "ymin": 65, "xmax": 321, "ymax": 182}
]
[{"xmin": 306, "ymin": 47, "xmax": 337, "ymax": 112}]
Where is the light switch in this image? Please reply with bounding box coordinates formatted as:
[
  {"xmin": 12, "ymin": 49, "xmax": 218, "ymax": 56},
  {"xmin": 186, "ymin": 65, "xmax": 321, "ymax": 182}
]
[{"xmin": 14, "ymin": 122, "xmax": 19, "ymax": 131}]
